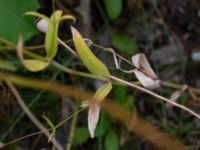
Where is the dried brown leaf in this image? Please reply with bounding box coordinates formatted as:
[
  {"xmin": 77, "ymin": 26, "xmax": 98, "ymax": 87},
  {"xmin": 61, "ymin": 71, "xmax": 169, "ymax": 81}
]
[
  {"xmin": 166, "ymin": 85, "xmax": 188, "ymax": 107},
  {"xmin": 132, "ymin": 53, "xmax": 160, "ymax": 89},
  {"xmin": 133, "ymin": 69, "xmax": 160, "ymax": 89},
  {"xmin": 166, "ymin": 90, "xmax": 181, "ymax": 107},
  {"xmin": 88, "ymin": 102, "xmax": 100, "ymax": 138}
]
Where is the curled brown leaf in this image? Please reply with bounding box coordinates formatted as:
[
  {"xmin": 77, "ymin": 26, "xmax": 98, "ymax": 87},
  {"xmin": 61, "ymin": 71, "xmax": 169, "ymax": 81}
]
[{"xmin": 132, "ymin": 53, "xmax": 160, "ymax": 89}]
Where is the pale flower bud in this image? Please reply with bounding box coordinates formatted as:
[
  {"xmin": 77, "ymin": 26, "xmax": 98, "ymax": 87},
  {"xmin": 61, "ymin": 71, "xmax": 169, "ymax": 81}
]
[{"xmin": 36, "ymin": 19, "xmax": 49, "ymax": 33}]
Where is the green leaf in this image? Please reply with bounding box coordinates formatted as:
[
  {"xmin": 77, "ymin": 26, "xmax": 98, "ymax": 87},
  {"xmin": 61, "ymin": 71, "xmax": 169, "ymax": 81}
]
[
  {"xmin": 20, "ymin": 60, "xmax": 49, "ymax": 72},
  {"xmin": 0, "ymin": 61, "xmax": 17, "ymax": 71},
  {"xmin": 114, "ymin": 86, "xmax": 128, "ymax": 104},
  {"xmin": 103, "ymin": 0, "xmax": 122, "ymax": 20},
  {"xmin": 114, "ymin": 86, "xmax": 134, "ymax": 110},
  {"xmin": 111, "ymin": 31, "xmax": 138, "ymax": 54},
  {"xmin": 105, "ymin": 130, "xmax": 118, "ymax": 150},
  {"xmin": 0, "ymin": 0, "xmax": 39, "ymax": 43},
  {"xmin": 42, "ymin": 115, "xmax": 55, "ymax": 129},
  {"xmin": 71, "ymin": 27, "xmax": 110, "ymax": 77},
  {"xmin": 93, "ymin": 83, "xmax": 112, "ymax": 102},
  {"xmin": 95, "ymin": 114, "xmax": 111, "ymax": 137},
  {"xmin": 45, "ymin": 10, "xmax": 62, "ymax": 59},
  {"xmin": 73, "ymin": 127, "xmax": 90, "ymax": 145},
  {"xmin": 25, "ymin": 12, "xmax": 49, "ymax": 20},
  {"xmin": 17, "ymin": 36, "xmax": 49, "ymax": 72},
  {"xmin": 60, "ymin": 15, "xmax": 76, "ymax": 22}
]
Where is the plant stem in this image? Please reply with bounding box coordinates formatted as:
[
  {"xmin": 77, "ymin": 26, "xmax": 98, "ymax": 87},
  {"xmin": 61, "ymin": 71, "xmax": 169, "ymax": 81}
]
[
  {"xmin": 57, "ymin": 38, "xmax": 77, "ymax": 56},
  {"xmin": 55, "ymin": 108, "xmax": 84, "ymax": 129},
  {"xmin": 66, "ymin": 107, "xmax": 78, "ymax": 150},
  {"xmin": 1, "ymin": 35, "xmax": 199, "ymax": 95},
  {"xmin": 1, "ymin": 73, "xmax": 200, "ymax": 119},
  {"xmin": 109, "ymin": 75, "xmax": 200, "ymax": 119},
  {"xmin": 3, "ymin": 108, "xmax": 85, "ymax": 147},
  {"xmin": 51, "ymin": 60, "xmax": 105, "ymax": 81},
  {"xmin": 162, "ymin": 81, "xmax": 200, "ymax": 95},
  {"xmin": 6, "ymin": 81, "xmax": 64, "ymax": 150}
]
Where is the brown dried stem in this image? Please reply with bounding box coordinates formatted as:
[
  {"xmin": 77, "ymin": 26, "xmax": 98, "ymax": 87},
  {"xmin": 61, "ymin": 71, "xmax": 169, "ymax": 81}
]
[{"xmin": 5, "ymin": 81, "xmax": 64, "ymax": 150}]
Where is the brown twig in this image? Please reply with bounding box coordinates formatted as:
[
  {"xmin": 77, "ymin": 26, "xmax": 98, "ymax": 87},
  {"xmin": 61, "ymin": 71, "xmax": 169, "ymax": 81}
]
[
  {"xmin": 2, "ymin": 108, "xmax": 85, "ymax": 148},
  {"xmin": 161, "ymin": 81, "xmax": 200, "ymax": 95},
  {"xmin": 5, "ymin": 81, "xmax": 64, "ymax": 150},
  {"xmin": 110, "ymin": 75, "xmax": 200, "ymax": 119},
  {"xmin": 66, "ymin": 107, "xmax": 78, "ymax": 150},
  {"xmin": 57, "ymin": 38, "xmax": 77, "ymax": 56}
]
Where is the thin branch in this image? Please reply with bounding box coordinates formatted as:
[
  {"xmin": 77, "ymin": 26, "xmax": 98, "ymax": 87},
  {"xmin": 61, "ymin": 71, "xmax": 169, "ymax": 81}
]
[
  {"xmin": 66, "ymin": 107, "xmax": 78, "ymax": 150},
  {"xmin": 2, "ymin": 108, "xmax": 85, "ymax": 148},
  {"xmin": 48, "ymin": 61, "xmax": 200, "ymax": 119},
  {"xmin": 1, "ymin": 34, "xmax": 199, "ymax": 95},
  {"xmin": 57, "ymin": 38, "xmax": 77, "ymax": 56},
  {"xmin": 1, "ymin": 73, "xmax": 200, "ymax": 119},
  {"xmin": 161, "ymin": 81, "xmax": 200, "ymax": 95},
  {"xmin": 51, "ymin": 60, "xmax": 105, "ymax": 81},
  {"xmin": 4, "ymin": 130, "xmax": 49, "ymax": 146},
  {"xmin": 110, "ymin": 75, "xmax": 200, "ymax": 119},
  {"xmin": 91, "ymin": 43, "xmax": 200, "ymax": 94},
  {"xmin": 91, "ymin": 43, "xmax": 133, "ymax": 66},
  {"xmin": 5, "ymin": 81, "xmax": 64, "ymax": 150}
]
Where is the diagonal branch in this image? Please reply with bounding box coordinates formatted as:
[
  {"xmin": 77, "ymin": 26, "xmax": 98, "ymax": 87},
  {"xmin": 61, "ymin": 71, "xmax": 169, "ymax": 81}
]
[{"xmin": 5, "ymin": 81, "xmax": 64, "ymax": 150}]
